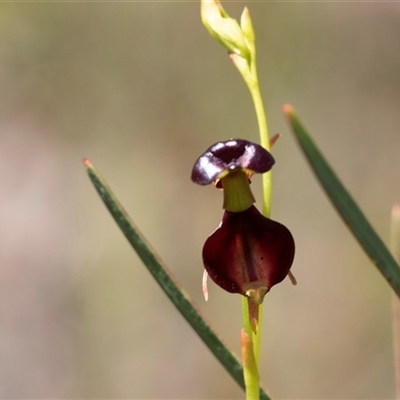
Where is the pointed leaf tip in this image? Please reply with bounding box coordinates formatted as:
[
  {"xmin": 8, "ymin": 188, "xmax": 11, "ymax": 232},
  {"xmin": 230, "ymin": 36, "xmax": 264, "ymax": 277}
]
[
  {"xmin": 282, "ymin": 104, "xmax": 295, "ymax": 117},
  {"xmin": 392, "ymin": 204, "xmax": 400, "ymax": 219},
  {"xmin": 82, "ymin": 158, "xmax": 92, "ymax": 167}
]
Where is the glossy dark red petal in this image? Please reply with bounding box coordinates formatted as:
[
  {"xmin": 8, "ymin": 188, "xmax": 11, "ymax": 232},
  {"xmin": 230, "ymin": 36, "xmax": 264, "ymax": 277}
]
[
  {"xmin": 191, "ymin": 139, "xmax": 275, "ymax": 185},
  {"xmin": 202, "ymin": 205, "xmax": 295, "ymax": 295}
]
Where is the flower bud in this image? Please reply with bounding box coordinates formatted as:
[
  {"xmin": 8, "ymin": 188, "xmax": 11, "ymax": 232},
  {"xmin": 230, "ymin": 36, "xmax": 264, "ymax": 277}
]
[
  {"xmin": 201, "ymin": 0, "xmax": 250, "ymax": 59},
  {"xmin": 240, "ymin": 7, "xmax": 255, "ymax": 44}
]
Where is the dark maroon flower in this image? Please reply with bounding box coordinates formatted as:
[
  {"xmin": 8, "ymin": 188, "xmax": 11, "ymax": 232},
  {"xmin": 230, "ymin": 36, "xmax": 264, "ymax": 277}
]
[
  {"xmin": 202, "ymin": 205, "xmax": 295, "ymax": 303},
  {"xmin": 192, "ymin": 138, "xmax": 295, "ymax": 304}
]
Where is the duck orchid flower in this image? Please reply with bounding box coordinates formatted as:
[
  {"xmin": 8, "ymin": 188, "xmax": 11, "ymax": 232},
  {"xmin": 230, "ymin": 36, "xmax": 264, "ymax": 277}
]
[{"xmin": 191, "ymin": 139, "xmax": 295, "ymax": 305}]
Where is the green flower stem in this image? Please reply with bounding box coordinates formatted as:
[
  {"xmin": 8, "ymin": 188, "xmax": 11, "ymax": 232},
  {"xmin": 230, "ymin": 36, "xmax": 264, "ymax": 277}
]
[
  {"xmin": 242, "ymin": 298, "xmax": 263, "ymax": 368},
  {"xmin": 248, "ymin": 80, "xmax": 272, "ymax": 218},
  {"xmin": 243, "ymin": 24, "xmax": 271, "ymax": 218},
  {"xmin": 242, "ymin": 59, "xmax": 272, "ymax": 400},
  {"xmin": 240, "ymin": 22, "xmax": 271, "ymax": 400},
  {"xmin": 244, "ymin": 10, "xmax": 271, "ymax": 217},
  {"xmin": 254, "ymin": 304, "xmax": 263, "ymax": 367},
  {"xmin": 242, "ymin": 35, "xmax": 271, "ymax": 400},
  {"xmin": 83, "ymin": 159, "xmax": 272, "ymax": 400},
  {"xmin": 241, "ymin": 297, "xmax": 262, "ymax": 400},
  {"xmin": 390, "ymin": 205, "xmax": 400, "ymax": 399},
  {"xmin": 241, "ymin": 328, "xmax": 260, "ymax": 400},
  {"xmin": 247, "ymin": 71, "xmax": 269, "ymax": 151}
]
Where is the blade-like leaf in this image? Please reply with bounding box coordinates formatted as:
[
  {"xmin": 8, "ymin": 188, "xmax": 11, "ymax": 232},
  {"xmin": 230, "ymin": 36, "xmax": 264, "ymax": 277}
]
[
  {"xmin": 83, "ymin": 159, "xmax": 271, "ymax": 400},
  {"xmin": 283, "ymin": 105, "xmax": 400, "ymax": 299}
]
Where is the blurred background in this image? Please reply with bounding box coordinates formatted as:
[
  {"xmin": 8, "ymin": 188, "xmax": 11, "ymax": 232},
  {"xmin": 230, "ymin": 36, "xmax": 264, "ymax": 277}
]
[{"xmin": 1, "ymin": 1, "xmax": 399, "ymax": 398}]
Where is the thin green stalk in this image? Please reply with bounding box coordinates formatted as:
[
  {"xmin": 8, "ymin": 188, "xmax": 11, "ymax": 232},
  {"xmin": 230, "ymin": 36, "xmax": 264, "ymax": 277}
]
[
  {"xmin": 248, "ymin": 81, "xmax": 269, "ymax": 150},
  {"xmin": 242, "ymin": 22, "xmax": 271, "ymax": 400},
  {"xmin": 242, "ymin": 297, "xmax": 264, "ymax": 367},
  {"xmin": 254, "ymin": 304, "xmax": 263, "ymax": 367},
  {"xmin": 248, "ymin": 81, "xmax": 272, "ymax": 218},
  {"xmin": 241, "ymin": 327, "xmax": 260, "ymax": 400},
  {"xmin": 242, "ymin": 294, "xmax": 252, "ymax": 336},
  {"xmin": 390, "ymin": 204, "xmax": 400, "ymax": 399},
  {"xmin": 247, "ymin": 32, "xmax": 272, "ymax": 218},
  {"xmin": 241, "ymin": 77, "xmax": 270, "ymax": 400},
  {"xmin": 241, "ymin": 297, "xmax": 262, "ymax": 400}
]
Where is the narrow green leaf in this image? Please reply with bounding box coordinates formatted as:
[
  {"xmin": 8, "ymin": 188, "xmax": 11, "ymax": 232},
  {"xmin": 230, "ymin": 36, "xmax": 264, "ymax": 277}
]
[
  {"xmin": 83, "ymin": 159, "xmax": 271, "ymax": 400},
  {"xmin": 283, "ymin": 105, "xmax": 400, "ymax": 299}
]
